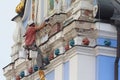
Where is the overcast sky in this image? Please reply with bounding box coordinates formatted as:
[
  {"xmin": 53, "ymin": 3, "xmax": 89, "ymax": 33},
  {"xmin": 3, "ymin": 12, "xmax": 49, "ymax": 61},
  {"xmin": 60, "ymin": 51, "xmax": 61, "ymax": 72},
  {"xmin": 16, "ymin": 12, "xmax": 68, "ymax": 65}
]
[{"xmin": 0, "ymin": 0, "xmax": 19, "ymax": 79}]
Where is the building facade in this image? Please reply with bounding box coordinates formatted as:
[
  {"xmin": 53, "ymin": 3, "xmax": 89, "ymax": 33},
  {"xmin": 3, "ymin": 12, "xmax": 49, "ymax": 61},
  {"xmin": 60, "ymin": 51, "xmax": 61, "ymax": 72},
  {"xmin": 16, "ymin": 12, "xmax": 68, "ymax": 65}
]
[{"xmin": 3, "ymin": 0, "xmax": 119, "ymax": 80}]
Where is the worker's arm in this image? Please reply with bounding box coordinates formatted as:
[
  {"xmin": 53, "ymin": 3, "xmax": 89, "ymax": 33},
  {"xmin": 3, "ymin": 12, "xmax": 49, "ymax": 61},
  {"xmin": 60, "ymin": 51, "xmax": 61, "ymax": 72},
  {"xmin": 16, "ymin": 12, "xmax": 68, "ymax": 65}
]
[
  {"xmin": 23, "ymin": 34, "xmax": 26, "ymax": 37},
  {"xmin": 23, "ymin": 31, "xmax": 28, "ymax": 37}
]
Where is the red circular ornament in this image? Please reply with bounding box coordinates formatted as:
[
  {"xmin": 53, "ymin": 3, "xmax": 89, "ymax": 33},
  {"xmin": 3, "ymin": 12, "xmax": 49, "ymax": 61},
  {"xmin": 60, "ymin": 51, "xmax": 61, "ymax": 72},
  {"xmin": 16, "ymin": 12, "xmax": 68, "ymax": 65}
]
[
  {"xmin": 65, "ymin": 43, "xmax": 69, "ymax": 51},
  {"xmin": 49, "ymin": 52, "xmax": 54, "ymax": 60},
  {"xmin": 16, "ymin": 75, "xmax": 20, "ymax": 80},
  {"xmin": 82, "ymin": 37, "xmax": 90, "ymax": 45},
  {"xmin": 28, "ymin": 67, "xmax": 33, "ymax": 74}
]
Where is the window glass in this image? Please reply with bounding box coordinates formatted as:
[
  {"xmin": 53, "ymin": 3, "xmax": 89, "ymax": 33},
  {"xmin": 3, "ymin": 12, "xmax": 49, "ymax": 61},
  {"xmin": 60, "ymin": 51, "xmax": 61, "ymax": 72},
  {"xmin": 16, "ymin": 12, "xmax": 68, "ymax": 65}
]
[
  {"xmin": 63, "ymin": 61, "xmax": 69, "ymax": 80},
  {"xmin": 46, "ymin": 70, "xmax": 55, "ymax": 80},
  {"xmin": 49, "ymin": 0, "xmax": 54, "ymax": 10}
]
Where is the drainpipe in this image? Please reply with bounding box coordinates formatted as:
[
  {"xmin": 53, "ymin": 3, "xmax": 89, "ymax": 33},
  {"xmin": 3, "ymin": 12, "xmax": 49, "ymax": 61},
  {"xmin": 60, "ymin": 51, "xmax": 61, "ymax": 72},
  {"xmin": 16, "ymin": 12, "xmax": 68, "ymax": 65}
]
[
  {"xmin": 114, "ymin": 21, "xmax": 120, "ymax": 80},
  {"xmin": 110, "ymin": 0, "xmax": 120, "ymax": 80}
]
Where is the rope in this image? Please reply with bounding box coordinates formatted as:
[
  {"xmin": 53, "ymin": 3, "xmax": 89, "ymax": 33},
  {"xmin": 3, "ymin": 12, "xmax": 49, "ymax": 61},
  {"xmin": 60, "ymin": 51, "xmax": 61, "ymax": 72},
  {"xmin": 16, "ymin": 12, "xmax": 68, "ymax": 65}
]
[
  {"xmin": 31, "ymin": 58, "xmax": 34, "ymax": 80},
  {"xmin": 25, "ymin": 59, "xmax": 29, "ymax": 79}
]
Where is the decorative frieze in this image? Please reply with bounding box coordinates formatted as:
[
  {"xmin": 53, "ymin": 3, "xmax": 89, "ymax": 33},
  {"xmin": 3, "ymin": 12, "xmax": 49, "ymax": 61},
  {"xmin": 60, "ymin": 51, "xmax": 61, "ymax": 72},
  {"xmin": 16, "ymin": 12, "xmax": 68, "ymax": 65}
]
[
  {"xmin": 64, "ymin": 42, "xmax": 70, "ymax": 51},
  {"xmin": 63, "ymin": 20, "xmax": 97, "ymax": 42},
  {"xmin": 16, "ymin": 75, "xmax": 20, "ymax": 80},
  {"xmin": 40, "ymin": 42, "xmax": 51, "ymax": 54},
  {"xmin": 49, "ymin": 51, "xmax": 54, "ymax": 61},
  {"xmin": 74, "ymin": 36, "xmax": 96, "ymax": 47},
  {"xmin": 54, "ymin": 46, "xmax": 65, "ymax": 57},
  {"xmin": 49, "ymin": 31, "xmax": 64, "ymax": 45},
  {"xmin": 36, "ymin": 13, "xmax": 67, "ymax": 46},
  {"xmin": 48, "ymin": 13, "xmax": 67, "ymax": 26},
  {"xmin": 28, "ymin": 67, "xmax": 33, "ymax": 75},
  {"xmin": 72, "ymin": 1, "xmax": 94, "ymax": 21},
  {"xmin": 69, "ymin": 39, "xmax": 75, "ymax": 48},
  {"xmin": 49, "ymin": 22, "xmax": 61, "ymax": 37}
]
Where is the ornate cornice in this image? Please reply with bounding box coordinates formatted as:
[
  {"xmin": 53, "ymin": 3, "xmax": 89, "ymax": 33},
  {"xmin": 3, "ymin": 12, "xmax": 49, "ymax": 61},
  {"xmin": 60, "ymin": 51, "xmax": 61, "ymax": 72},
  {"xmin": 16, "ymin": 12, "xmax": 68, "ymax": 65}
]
[{"xmin": 95, "ymin": 46, "xmax": 116, "ymax": 57}]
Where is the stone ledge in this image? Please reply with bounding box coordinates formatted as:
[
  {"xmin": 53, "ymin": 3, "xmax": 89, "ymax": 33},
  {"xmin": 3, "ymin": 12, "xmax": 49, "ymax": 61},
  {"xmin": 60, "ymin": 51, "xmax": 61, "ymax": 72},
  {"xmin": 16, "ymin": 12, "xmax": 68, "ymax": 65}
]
[
  {"xmin": 95, "ymin": 46, "xmax": 116, "ymax": 57},
  {"xmin": 44, "ymin": 46, "xmax": 96, "ymax": 74}
]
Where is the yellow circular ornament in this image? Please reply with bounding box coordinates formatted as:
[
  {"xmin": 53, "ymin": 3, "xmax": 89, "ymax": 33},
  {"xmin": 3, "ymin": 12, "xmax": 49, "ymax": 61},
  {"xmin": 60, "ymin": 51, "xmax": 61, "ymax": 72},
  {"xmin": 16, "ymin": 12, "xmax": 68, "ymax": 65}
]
[
  {"xmin": 39, "ymin": 70, "xmax": 45, "ymax": 80},
  {"xmin": 15, "ymin": 1, "xmax": 24, "ymax": 14}
]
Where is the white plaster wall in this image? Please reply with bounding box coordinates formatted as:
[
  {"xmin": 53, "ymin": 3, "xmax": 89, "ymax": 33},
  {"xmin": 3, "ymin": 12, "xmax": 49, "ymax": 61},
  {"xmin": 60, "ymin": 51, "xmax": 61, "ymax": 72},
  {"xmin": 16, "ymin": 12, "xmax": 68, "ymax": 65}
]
[
  {"xmin": 69, "ymin": 55, "xmax": 78, "ymax": 80},
  {"xmin": 78, "ymin": 54, "xmax": 96, "ymax": 80},
  {"xmin": 96, "ymin": 22, "xmax": 116, "ymax": 33},
  {"xmin": 36, "ymin": 0, "xmax": 42, "ymax": 25},
  {"xmin": 95, "ymin": 22, "xmax": 117, "ymax": 39},
  {"xmin": 55, "ymin": 64, "xmax": 63, "ymax": 80},
  {"xmin": 44, "ymin": 0, "xmax": 48, "ymax": 17}
]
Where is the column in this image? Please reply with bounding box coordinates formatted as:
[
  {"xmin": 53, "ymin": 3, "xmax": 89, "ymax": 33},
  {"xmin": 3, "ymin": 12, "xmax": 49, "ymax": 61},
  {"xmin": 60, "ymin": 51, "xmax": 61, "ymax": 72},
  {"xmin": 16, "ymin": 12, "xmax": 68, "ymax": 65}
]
[
  {"xmin": 69, "ymin": 55, "xmax": 79, "ymax": 80},
  {"xmin": 55, "ymin": 64, "xmax": 63, "ymax": 80}
]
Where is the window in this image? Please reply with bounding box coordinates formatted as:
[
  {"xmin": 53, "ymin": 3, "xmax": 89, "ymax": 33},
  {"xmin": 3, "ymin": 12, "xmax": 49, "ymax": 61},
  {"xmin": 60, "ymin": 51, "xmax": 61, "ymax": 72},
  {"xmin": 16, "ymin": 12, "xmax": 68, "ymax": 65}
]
[
  {"xmin": 63, "ymin": 61, "xmax": 69, "ymax": 80},
  {"xmin": 46, "ymin": 70, "xmax": 55, "ymax": 80},
  {"xmin": 49, "ymin": 0, "xmax": 54, "ymax": 10}
]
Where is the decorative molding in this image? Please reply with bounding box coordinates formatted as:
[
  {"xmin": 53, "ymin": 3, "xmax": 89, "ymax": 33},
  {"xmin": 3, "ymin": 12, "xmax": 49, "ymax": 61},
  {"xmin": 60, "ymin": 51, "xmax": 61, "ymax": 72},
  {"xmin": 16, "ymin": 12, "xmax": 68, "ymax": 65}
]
[
  {"xmin": 74, "ymin": 36, "xmax": 96, "ymax": 47},
  {"xmin": 3, "ymin": 64, "xmax": 13, "ymax": 75},
  {"xmin": 95, "ymin": 46, "xmax": 116, "ymax": 57},
  {"xmin": 44, "ymin": 46, "xmax": 96, "ymax": 76},
  {"xmin": 63, "ymin": 20, "xmax": 97, "ymax": 40},
  {"xmin": 4, "ymin": 45, "xmax": 116, "ymax": 79},
  {"xmin": 72, "ymin": 0, "xmax": 93, "ymax": 14},
  {"xmin": 73, "ymin": 46, "xmax": 96, "ymax": 56},
  {"xmin": 14, "ymin": 59, "xmax": 27, "ymax": 70},
  {"xmin": 97, "ymin": 30, "xmax": 117, "ymax": 39},
  {"xmin": 49, "ymin": 22, "xmax": 61, "ymax": 37}
]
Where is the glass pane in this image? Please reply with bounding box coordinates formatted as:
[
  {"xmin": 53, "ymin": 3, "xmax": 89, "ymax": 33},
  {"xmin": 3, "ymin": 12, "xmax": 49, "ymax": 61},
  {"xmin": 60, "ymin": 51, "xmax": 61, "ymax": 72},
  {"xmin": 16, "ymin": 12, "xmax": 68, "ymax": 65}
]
[{"xmin": 50, "ymin": 0, "xmax": 54, "ymax": 10}]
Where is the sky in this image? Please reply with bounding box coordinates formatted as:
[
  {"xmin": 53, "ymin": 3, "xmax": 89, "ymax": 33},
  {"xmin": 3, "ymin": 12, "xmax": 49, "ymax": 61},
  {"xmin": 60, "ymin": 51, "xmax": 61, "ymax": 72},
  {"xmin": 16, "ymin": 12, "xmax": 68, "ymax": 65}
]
[{"xmin": 0, "ymin": 0, "xmax": 19, "ymax": 79}]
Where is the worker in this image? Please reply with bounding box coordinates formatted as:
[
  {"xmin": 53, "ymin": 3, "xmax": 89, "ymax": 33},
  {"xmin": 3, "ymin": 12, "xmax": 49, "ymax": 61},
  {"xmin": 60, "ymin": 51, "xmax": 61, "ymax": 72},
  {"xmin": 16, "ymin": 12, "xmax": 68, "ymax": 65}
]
[
  {"xmin": 23, "ymin": 20, "xmax": 46, "ymax": 48},
  {"xmin": 23, "ymin": 20, "xmax": 49, "ymax": 70}
]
